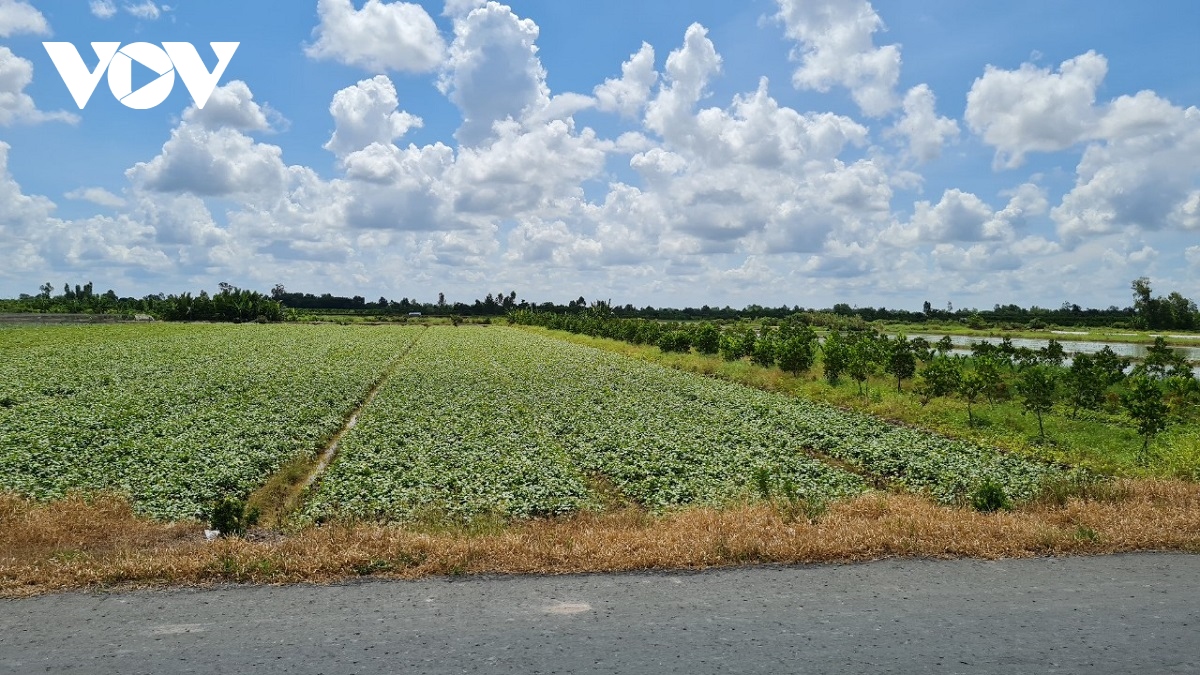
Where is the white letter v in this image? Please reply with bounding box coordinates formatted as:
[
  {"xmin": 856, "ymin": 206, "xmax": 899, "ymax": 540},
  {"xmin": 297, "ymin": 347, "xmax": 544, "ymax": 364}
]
[
  {"xmin": 163, "ymin": 42, "xmax": 239, "ymax": 110},
  {"xmin": 43, "ymin": 42, "xmax": 121, "ymax": 109}
]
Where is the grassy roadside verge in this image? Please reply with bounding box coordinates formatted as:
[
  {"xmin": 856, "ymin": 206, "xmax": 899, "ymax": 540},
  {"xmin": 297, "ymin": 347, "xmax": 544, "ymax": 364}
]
[
  {"xmin": 4, "ymin": 483, "xmax": 1200, "ymax": 598},
  {"xmin": 514, "ymin": 326, "xmax": 1200, "ymax": 478}
]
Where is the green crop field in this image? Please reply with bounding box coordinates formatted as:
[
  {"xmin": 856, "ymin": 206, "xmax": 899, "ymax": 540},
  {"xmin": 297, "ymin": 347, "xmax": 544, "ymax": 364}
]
[
  {"xmin": 300, "ymin": 327, "xmax": 867, "ymax": 522},
  {"xmin": 1, "ymin": 323, "xmax": 1075, "ymax": 524},
  {"xmin": 0, "ymin": 323, "xmax": 423, "ymax": 519},
  {"xmin": 303, "ymin": 327, "xmax": 1071, "ymax": 522}
]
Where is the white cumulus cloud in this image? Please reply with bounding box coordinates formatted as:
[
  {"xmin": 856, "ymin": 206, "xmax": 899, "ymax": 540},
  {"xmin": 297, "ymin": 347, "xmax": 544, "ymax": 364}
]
[
  {"xmin": 0, "ymin": 47, "xmax": 78, "ymax": 126},
  {"xmin": 965, "ymin": 51, "xmax": 1108, "ymax": 168},
  {"xmin": 892, "ymin": 84, "xmax": 959, "ymax": 163},
  {"xmin": 774, "ymin": 0, "xmax": 901, "ymax": 117},
  {"xmin": 307, "ymin": 0, "xmax": 447, "ymax": 74},
  {"xmin": 0, "ymin": 0, "xmax": 48, "ymax": 37},
  {"xmin": 439, "ymin": 1, "xmax": 549, "ymax": 146},
  {"xmin": 594, "ymin": 43, "xmax": 657, "ymax": 119},
  {"xmin": 325, "ymin": 76, "xmax": 423, "ymax": 158},
  {"xmin": 182, "ymin": 81, "xmax": 279, "ymax": 132},
  {"xmin": 127, "ymin": 123, "xmax": 288, "ymax": 198},
  {"xmin": 65, "ymin": 187, "xmax": 126, "ymax": 209}
]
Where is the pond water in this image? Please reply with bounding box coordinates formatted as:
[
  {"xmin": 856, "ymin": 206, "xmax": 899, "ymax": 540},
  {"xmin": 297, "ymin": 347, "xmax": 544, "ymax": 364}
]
[
  {"xmin": 900, "ymin": 333, "xmax": 1200, "ymax": 362},
  {"xmin": 896, "ymin": 333, "xmax": 1200, "ymax": 377}
]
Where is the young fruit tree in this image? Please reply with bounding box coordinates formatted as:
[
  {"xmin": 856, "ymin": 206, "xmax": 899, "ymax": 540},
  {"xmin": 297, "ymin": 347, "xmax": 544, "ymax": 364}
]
[
  {"xmin": 821, "ymin": 330, "xmax": 849, "ymax": 384},
  {"xmin": 751, "ymin": 330, "xmax": 777, "ymax": 367},
  {"xmin": 1065, "ymin": 353, "xmax": 1106, "ymax": 418},
  {"xmin": 1122, "ymin": 375, "xmax": 1169, "ymax": 465},
  {"xmin": 775, "ymin": 330, "xmax": 817, "ymax": 376},
  {"xmin": 847, "ymin": 334, "xmax": 882, "ymax": 395},
  {"xmin": 885, "ymin": 334, "xmax": 918, "ymax": 392},
  {"xmin": 691, "ymin": 323, "xmax": 720, "ymax": 355},
  {"xmin": 1016, "ymin": 365, "xmax": 1058, "ymax": 442},
  {"xmin": 935, "ymin": 335, "xmax": 955, "ymax": 356},
  {"xmin": 958, "ymin": 369, "xmax": 987, "ymax": 426},
  {"xmin": 916, "ymin": 356, "xmax": 961, "ymax": 406},
  {"xmin": 974, "ymin": 355, "xmax": 1005, "ymax": 403}
]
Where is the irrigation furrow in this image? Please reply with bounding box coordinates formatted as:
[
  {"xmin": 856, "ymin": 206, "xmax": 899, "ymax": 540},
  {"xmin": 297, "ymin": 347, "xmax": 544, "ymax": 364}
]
[{"xmin": 248, "ymin": 328, "xmax": 428, "ymax": 524}]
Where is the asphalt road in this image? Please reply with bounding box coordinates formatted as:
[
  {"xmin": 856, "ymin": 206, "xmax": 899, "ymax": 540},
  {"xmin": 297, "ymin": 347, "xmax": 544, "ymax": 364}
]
[{"xmin": 2, "ymin": 553, "xmax": 1198, "ymax": 674}]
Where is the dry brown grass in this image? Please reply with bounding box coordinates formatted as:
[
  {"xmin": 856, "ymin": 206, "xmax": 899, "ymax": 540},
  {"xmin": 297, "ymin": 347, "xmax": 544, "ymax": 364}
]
[{"xmin": 4, "ymin": 481, "xmax": 1200, "ymax": 598}]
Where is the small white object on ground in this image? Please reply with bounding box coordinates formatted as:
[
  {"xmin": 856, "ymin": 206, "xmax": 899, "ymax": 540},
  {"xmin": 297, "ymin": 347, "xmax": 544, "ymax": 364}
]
[{"xmin": 204, "ymin": 530, "xmax": 221, "ymax": 541}]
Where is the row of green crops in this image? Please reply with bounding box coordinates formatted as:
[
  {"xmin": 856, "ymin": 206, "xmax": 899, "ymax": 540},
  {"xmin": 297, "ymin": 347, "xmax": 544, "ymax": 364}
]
[
  {"xmin": 307, "ymin": 327, "xmax": 1072, "ymax": 523},
  {"xmin": 301, "ymin": 328, "xmax": 602, "ymax": 522},
  {"xmin": 0, "ymin": 323, "xmax": 425, "ymax": 519},
  {"xmin": 303, "ymin": 326, "xmax": 868, "ymax": 522}
]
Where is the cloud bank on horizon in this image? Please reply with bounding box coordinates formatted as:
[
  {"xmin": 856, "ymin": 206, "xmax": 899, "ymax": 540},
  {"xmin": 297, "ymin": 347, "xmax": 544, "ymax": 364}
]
[{"xmin": 0, "ymin": 0, "xmax": 1197, "ymax": 309}]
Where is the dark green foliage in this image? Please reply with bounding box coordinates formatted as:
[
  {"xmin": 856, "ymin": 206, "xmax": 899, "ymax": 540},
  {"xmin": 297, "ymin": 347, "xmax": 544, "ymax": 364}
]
[
  {"xmin": 718, "ymin": 334, "xmax": 740, "ymax": 361},
  {"xmin": 821, "ymin": 330, "xmax": 849, "ymax": 384},
  {"xmin": 1014, "ymin": 346, "xmax": 1040, "ymax": 371},
  {"xmin": 752, "ymin": 466, "xmax": 772, "ymax": 500},
  {"xmin": 974, "ymin": 355, "xmax": 1006, "ymax": 402},
  {"xmin": 210, "ymin": 497, "xmax": 260, "ymax": 537},
  {"xmin": 909, "ymin": 336, "xmax": 934, "ymax": 363},
  {"xmin": 1092, "ymin": 346, "xmax": 1130, "ymax": 386},
  {"xmin": 1122, "ymin": 375, "xmax": 1170, "ymax": 463},
  {"xmin": 750, "ymin": 331, "xmax": 777, "ymax": 367},
  {"xmin": 1039, "ymin": 339, "xmax": 1066, "ymax": 366},
  {"xmin": 1132, "ymin": 277, "xmax": 1200, "ymax": 330},
  {"xmin": 958, "ymin": 369, "xmax": 987, "ymax": 426},
  {"xmin": 935, "ymin": 335, "xmax": 955, "ymax": 356},
  {"xmin": 719, "ymin": 327, "xmax": 757, "ymax": 362},
  {"xmin": 846, "ymin": 333, "xmax": 883, "ymax": 395},
  {"xmin": 691, "ymin": 323, "xmax": 720, "ymax": 355},
  {"xmin": 916, "ymin": 356, "xmax": 961, "ymax": 405},
  {"xmin": 776, "ymin": 330, "xmax": 817, "ymax": 376},
  {"xmin": 158, "ymin": 285, "xmax": 284, "ymax": 323},
  {"xmin": 657, "ymin": 330, "xmax": 692, "ymax": 353},
  {"xmin": 1163, "ymin": 375, "xmax": 1200, "ymax": 419},
  {"xmin": 1065, "ymin": 353, "xmax": 1106, "ymax": 417},
  {"xmin": 885, "ymin": 334, "xmax": 918, "ymax": 392},
  {"xmin": 998, "ymin": 337, "xmax": 1017, "ymax": 365},
  {"xmin": 0, "ymin": 280, "xmax": 284, "ymax": 323},
  {"xmin": 1016, "ymin": 366, "xmax": 1058, "ymax": 441},
  {"xmin": 970, "ymin": 339, "xmax": 995, "ymax": 360},
  {"xmin": 971, "ymin": 480, "xmax": 1012, "ymax": 512},
  {"xmin": 1137, "ymin": 337, "xmax": 1191, "ymax": 378}
]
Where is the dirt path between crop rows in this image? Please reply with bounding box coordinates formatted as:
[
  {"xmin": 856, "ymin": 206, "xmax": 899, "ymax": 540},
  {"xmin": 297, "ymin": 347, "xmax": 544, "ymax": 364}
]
[
  {"xmin": 302, "ymin": 330, "xmax": 427, "ymax": 491},
  {"xmin": 248, "ymin": 328, "xmax": 428, "ymax": 523}
]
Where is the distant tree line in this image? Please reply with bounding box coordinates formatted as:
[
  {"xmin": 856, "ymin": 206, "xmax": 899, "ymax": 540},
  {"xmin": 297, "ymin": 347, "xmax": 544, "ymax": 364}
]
[
  {"xmin": 271, "ymin": 285, "xmax": 522, "ymax": 316},
  {"xmin": 3, "ymin": 277, "xmax": 1197, "ymax": 329},
  {"xmin": 273, "ymin": 278, "xmax": 1199, "ymax": 329},
  {"xmin": 1, "ymin": 281, "xmax": 281, "ymax": 323}
]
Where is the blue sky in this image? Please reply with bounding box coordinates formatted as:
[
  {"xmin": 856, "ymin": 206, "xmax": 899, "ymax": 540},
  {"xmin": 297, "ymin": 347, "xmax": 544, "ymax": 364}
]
[{"xmin": 0, "ymin": 0, "xmax": 1198, "ymax": 310}]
